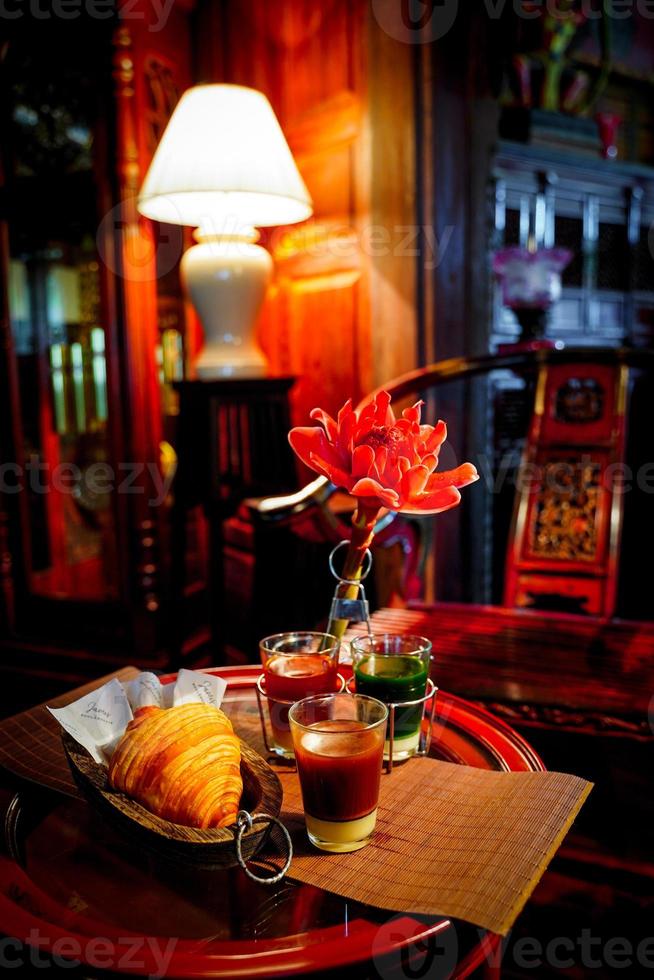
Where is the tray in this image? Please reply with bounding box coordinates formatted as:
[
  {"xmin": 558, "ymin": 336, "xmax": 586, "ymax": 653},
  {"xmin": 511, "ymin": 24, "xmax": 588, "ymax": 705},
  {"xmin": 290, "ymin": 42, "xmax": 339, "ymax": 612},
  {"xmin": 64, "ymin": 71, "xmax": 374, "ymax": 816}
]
[
  {"xmin": 0, "ymin": 666, "xmax": 545, "ymax": 978},
  {"xmin": 63, "ymin": 730, "xmax": 282, "ymax": 870}
]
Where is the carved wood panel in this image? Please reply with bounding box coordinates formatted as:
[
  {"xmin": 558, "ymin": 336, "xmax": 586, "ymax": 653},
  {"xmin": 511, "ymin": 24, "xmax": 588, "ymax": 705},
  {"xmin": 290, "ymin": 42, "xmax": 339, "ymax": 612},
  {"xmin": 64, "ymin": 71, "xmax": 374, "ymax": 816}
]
[
  {"xmin": 112, "ymin": 3, "xmax": 193, "ymax": 635},
  {"xmin": 505, "ymin": 362, "xmax": 627, "ymax": 617}
]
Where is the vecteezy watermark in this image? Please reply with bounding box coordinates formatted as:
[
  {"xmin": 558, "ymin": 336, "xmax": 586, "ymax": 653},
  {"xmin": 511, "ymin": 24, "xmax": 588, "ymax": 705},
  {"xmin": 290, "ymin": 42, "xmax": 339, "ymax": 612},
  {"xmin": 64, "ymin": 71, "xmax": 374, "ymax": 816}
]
[
  {"xmin": 475, "ymin": 451, "xmax": 654, "ymax": 497},
  {"xmin": 97, "ymin": 199, "xmax": 185, "ymax": 282},
  {"xmin": 483, "ymin": 0, "xmax": 654, "ymax": 19},
  {"xmin": 371, "ymin": 0, "xmax": 654, "ymax": 45},
  {"xmin": 266, "ymin": 222, "xmax": 454, "ymax": 271},
  {"xmin": 96, "ymin": 204, "xmax": 456, "ymax": 283},
  {"xmin": 4, "ymin": 453, "xmax": 654, "ymax": 507},
  {"xmin": 511, "ymin": 931, "xmax": 654, "ymax": 970},
  {"xmin": 371, "ymin": 0, "xmax": 460, "ymax": 44},
  {"xmin": 0, "ymin": 457, "xmax": 174, "ymax": 507},
  {"xmin": 370, "ymin": 920, "xmax": 654, "ymax": 978},
  {"xmin": 0, "ymin": 931, "xmax": 178, "ymax": 975},
  {"xmin": 0, "ymin": 0, "xmax": 176, "ymax": 31},
  {"xmin": 371, "ymin": 914, "xmax": 460, "ymax": 979}
]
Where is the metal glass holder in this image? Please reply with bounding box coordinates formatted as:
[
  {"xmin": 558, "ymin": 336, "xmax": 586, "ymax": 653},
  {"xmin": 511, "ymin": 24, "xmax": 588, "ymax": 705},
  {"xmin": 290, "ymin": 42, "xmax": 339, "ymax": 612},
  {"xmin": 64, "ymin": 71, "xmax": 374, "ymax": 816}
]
[
  {"xmin": 327, "ymin": 541, "xmax": 373, "ymax": 634},
  {"xmin": 345, "ymin": 675, "xmax": 438, "ymax": 772},
  {"xmin": 255, "ymin": 672, "xmax": 346, "ymax": 762}
]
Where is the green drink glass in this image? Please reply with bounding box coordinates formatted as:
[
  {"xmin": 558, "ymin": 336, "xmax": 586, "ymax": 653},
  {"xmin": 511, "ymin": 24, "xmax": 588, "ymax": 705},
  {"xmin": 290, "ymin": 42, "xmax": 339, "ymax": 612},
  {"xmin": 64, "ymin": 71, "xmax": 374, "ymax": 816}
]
[{"xmin": 350, "ymin": 634, "xmax": 432, "ymax": 761}]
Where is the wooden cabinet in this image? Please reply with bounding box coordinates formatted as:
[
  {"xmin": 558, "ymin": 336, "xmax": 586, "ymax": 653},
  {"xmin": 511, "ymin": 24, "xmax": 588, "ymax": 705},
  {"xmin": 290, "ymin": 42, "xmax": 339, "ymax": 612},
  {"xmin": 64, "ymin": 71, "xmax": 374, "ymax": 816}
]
[
  {"xmin": 0, "ymin": 6, "xmax": 193, "ymax": 676},
  {"xmin": 490, "ymin": 141, "xmax": 654, "ymax": 349}
]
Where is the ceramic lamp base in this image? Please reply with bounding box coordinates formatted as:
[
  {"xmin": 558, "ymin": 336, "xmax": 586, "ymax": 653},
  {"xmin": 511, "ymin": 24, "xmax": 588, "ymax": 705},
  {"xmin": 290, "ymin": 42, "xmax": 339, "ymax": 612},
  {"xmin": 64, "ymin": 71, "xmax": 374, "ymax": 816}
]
[
  {"xmin": 182, "ymin": 233, "xmax": 272, "ymax": 380},
  {"xmin": 195, "ymin": 350, "xmax": 267, "ymax": 380}
]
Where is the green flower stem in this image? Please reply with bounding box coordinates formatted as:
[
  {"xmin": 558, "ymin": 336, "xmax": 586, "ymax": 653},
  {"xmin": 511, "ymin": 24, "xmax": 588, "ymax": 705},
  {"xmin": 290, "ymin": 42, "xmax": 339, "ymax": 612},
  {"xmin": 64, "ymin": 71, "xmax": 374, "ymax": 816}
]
[{"xmin": 326, "ymin": 501, "xmax": 381, "ymax": 643}]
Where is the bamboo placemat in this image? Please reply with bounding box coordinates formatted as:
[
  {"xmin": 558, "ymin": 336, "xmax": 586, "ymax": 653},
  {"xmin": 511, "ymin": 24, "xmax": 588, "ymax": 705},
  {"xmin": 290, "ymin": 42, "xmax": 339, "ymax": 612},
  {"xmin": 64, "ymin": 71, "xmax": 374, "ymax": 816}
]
[
  {"xmin": 0, "ymin": 667, "xmax": 140, "ymax": 798},
  {"xmin": 275, "ymin": 757, "xmax": 591, "ymax": 936}
]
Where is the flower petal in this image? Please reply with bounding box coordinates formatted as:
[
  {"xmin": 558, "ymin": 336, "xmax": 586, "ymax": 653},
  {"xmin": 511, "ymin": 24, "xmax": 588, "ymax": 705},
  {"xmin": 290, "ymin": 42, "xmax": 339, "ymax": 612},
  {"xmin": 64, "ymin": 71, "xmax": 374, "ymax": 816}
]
[
  {"xmin": 337, "ymin": 399, "xmax": 353, "ymax": 427},
  {"xmin": 350, "ymin": 477, "xmax": 400, "ymax": 509},
  {"xmin": 402, "ymin": 400, "xmax": 424, "ymax": 425},
  {"xmin": 401, "ymin": 464, "xmax": 430, "ymax": 501},
  {"xmin": 384, "ymin": 456, "xmax": 403, "ymax": 488},
  {"xmin": 338, "ymin": 400, "xmax": 356, "ymax": 451},
  {"xmin": 288, "ymin": 426, "xmax": 330, "ymax": 470},
  {"xmin": 373, "ymin": 446, "xmax": 388, "ymax": 478},
  {"xmin": 424, "ymin": 421, "xmax": 447, "ymax": 454},
  {"xmin": 352, "ymin": 444, "xmax": 375, "ymax": 479},
  {"xmin": 426, "ymin": 463, "xmax": 479, "ymax": 490},
  {"xmin": 289, "ymin": 426, "xmax": 354, "ymax": 489},
  {"xmin": 373, "ymin": 390, "xmax": 394, "ymax": 427},
  {"xmin": 353, "ymin": 401, "xmax": 376, "ymax": 442},
  {"xmin": 309, "ymin": 408, "xmax": 338, "ymax": 443},
  {"xmin": 309, "ymin": 453, "xmax": 354, "ymax": 491},
  {"xmin": 400, "ymin": 486, "xmax": 462, "ymax": 514}
]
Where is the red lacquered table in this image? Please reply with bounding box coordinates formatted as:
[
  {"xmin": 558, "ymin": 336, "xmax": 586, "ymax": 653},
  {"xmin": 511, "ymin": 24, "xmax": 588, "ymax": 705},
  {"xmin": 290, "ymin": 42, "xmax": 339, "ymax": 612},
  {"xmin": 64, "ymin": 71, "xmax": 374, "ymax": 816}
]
[{"xmin": 0, "ymin": 666, "xmax": 544, "ymax": 979}]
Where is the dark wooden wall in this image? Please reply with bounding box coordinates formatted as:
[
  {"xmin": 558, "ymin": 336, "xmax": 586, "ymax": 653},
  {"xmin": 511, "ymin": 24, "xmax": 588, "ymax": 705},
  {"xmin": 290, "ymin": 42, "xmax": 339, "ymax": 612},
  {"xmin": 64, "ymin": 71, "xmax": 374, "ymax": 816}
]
[{"xmin": 192, "ymin": 0, "xmax": 420, "ymax": 434}]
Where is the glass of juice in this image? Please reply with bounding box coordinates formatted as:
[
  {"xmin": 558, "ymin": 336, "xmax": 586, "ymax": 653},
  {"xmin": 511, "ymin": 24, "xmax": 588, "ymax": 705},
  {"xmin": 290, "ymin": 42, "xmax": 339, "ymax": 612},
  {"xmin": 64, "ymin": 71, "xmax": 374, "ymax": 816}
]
[
  {"xmin": 350, "ymin": 633, "xmax": 432, "ymax": 761},
  {"xmin": 289, "ymin": 693, "xmax": 387, "ymax": 852},
  {"xmin": 259, "ymin": 632, "xmax": 341, "ymax": 758}
]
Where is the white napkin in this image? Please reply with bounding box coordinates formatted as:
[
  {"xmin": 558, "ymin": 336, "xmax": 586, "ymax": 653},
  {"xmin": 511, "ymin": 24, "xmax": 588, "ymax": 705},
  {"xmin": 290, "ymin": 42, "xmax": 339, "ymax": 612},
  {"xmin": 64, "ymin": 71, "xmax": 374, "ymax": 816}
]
[{"xmin": 48, "ymin": 669, "xmax": 228, "ymax": 765}]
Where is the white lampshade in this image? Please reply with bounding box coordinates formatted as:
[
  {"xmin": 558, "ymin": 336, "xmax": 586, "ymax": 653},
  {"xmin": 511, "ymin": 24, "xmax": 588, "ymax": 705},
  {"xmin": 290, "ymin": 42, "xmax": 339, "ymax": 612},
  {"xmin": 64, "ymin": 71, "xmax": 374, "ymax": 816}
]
[{"xmin": 137, "ymin": 84, "xmax": 312, "ymax": 230}]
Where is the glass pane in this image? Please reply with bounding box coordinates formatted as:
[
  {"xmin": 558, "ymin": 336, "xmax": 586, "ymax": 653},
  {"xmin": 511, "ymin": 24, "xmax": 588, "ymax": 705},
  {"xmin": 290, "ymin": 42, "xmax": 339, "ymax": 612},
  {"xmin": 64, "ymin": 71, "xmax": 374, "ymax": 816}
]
[
  {"xmin": 4, "ymin": 25, "xmax": 118, "ymax": 601},
  {"xmin": 597, "ymin": 221, "xmax": 626, "ymax": 291},
  {"xmin": 635, "ymin": 224, "xmax": 654, "ymax": 292},
  {"xmin": 555, "ymin": 214, "xmax": 584, "ymax": 287},
  {"xmin": 504, "ymin": 208, "xmax": 521, "ymax": 246}
]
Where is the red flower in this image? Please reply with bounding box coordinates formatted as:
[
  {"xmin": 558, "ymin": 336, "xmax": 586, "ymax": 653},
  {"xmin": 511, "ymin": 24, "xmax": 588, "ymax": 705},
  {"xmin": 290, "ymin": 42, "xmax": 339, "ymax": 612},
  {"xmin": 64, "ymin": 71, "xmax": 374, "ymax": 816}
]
[{"xmin": 288, "ymin": 391, "xmax": 478, "ymax": 514}]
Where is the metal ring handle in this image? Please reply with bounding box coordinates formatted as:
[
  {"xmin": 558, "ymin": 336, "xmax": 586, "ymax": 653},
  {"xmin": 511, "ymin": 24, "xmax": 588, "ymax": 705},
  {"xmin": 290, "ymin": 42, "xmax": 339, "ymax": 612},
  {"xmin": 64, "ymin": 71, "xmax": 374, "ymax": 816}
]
[
  {"xmin": 328, "ymin": 540, "xmax": 372, "ymax": 583},
  {"xmin": 235, "ymin": 811, "xmax": 293, "ymax": 885}
]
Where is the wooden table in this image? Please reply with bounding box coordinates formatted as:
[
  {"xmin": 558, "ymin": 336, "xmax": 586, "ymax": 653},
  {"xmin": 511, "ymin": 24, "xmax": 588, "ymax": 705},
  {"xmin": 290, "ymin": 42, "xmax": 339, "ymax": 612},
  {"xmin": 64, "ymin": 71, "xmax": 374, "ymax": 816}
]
[
  {"xmin": 0, "ymin": 665, "xmax": 544, "ymax": 979},
  {"xmin": 360, "ymin": 603, "xmax": 654, "ymax": 908},
  {"xmin": 355, "ymin": 603, "xmax": 654, "ymax": 736}
]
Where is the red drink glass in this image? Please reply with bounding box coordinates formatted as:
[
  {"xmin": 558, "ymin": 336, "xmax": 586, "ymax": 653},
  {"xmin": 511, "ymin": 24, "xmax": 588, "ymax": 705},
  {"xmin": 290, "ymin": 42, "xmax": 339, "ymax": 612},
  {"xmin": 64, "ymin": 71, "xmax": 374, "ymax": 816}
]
[
  {"xmin": 289, "ymin": 693, "xmax": 388, "ymax": 852},
  {"xmin": 259, "ymin": 632, "xmax": 341, "ymax": 757}
]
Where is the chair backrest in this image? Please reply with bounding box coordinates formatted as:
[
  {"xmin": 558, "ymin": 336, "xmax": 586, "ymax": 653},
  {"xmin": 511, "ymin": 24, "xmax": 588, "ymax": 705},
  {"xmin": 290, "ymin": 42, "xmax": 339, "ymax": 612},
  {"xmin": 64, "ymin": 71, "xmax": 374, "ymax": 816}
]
[{"xmin": 503, "ymin": 359, "xmax": 627, "ymax": 617}]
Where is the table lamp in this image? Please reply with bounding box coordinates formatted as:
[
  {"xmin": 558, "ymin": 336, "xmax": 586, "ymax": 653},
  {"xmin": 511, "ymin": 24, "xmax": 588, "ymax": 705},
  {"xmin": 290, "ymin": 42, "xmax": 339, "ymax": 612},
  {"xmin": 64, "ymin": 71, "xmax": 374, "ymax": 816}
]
[{"xmin": 137, "ymin": 84, "xmax": 312, "ymax": 379}]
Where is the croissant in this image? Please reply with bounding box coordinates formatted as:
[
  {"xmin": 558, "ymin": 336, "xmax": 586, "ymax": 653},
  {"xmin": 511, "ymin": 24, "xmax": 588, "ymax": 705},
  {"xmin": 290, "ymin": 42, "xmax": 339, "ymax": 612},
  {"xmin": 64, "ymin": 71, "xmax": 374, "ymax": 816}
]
[{"xmin": 108, "ymin": 703, "xmax": 242, "ymax": 829}]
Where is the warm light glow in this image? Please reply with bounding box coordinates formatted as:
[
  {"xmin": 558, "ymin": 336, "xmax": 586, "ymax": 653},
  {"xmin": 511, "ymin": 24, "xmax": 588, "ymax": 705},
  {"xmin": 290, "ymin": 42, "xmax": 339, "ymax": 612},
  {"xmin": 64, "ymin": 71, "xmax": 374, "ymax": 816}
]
[
  {"xmin": 138, "ymin": 84, "xmax": 312, "ymax": 230},
  {"xmin": 257, "ymin": 476, "xmax": 327, "ymax": 513}
]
